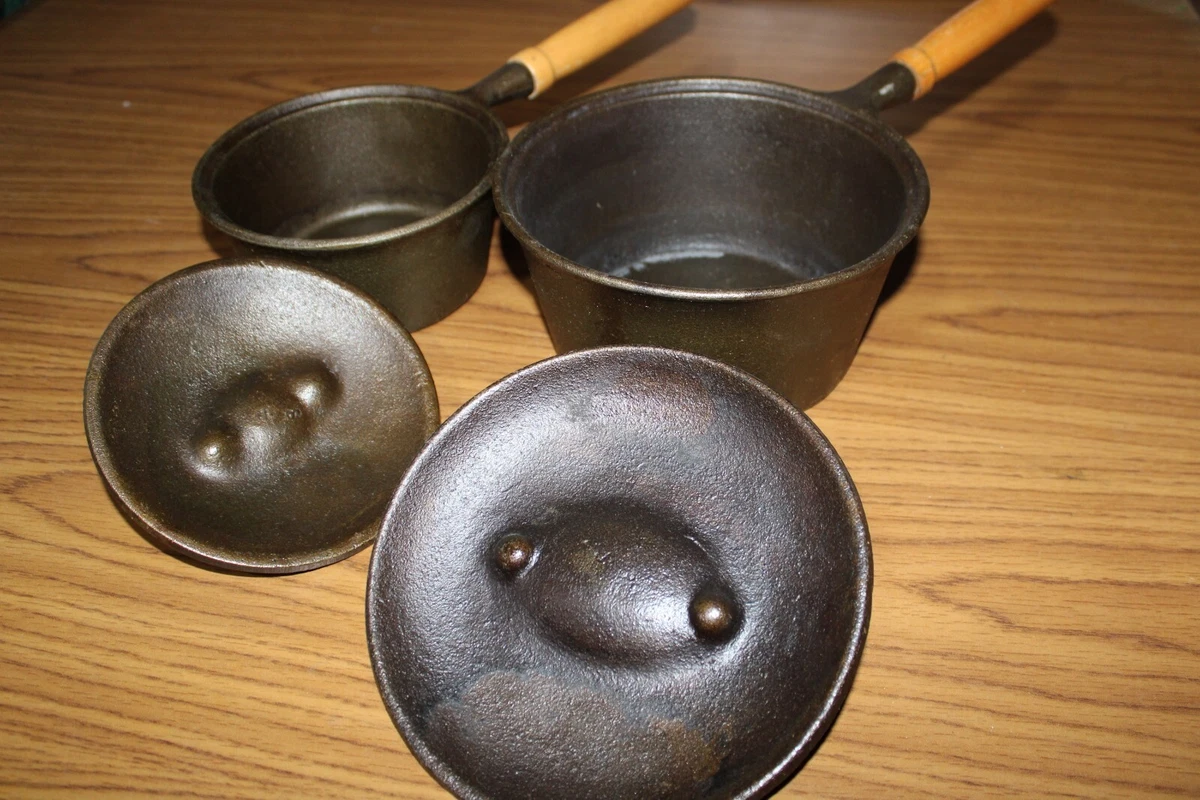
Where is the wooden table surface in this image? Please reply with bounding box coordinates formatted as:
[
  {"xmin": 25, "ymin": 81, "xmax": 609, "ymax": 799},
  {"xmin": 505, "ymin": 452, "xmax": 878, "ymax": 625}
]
[{"xmin": 1, "ymin": 0, "xmax": 1197, "ymax": 796}]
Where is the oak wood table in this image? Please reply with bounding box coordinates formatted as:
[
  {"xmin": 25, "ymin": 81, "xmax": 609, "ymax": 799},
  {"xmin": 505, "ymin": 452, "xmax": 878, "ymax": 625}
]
[{"xmin": 1, "ymin": 0, "xmax": 1197, "ymax": 796}]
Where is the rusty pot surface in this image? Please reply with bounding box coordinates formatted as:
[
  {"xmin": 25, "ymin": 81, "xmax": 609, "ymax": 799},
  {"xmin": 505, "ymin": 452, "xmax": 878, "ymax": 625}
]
[{"xmin": 368, "ymin": 346, "xmax": 871, "ymax": 799}]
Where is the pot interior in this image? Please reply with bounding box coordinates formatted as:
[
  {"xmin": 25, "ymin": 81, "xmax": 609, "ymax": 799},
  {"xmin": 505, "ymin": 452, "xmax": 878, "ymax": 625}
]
[
  {"xmin": 501, "ymin": 82, "xmax": 924, "ymax": 290},
  {"xmin": 201, "ymin": 90, "xmax": 502, "ymax": 241}
]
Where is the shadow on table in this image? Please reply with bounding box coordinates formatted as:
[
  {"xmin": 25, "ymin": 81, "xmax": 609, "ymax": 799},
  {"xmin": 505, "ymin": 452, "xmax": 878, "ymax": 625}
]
[
  {"xmin": 861, "ymin": 235, "xmax": 920, "ymax": 341},
  {"xmin": 0, "ymin": 0, "xmax": 44, "ymax": 29},
  {"xmin": 201, "ymin": 219, "xmax": 239, "ymax": 259},
  {"xmin": 882, "ymin": 10, "xmax": 1059, "ymax": 139}
]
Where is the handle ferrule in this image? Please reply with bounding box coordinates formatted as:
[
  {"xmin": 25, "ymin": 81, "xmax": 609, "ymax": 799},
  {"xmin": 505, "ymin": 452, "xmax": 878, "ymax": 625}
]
[
  {"xmin": 891, "ymin": 0, "xmax": 1054, "ymax": 99},
  {"xmin": 508, "ymin": 0, "xmax": 692, "ymax": 98}
]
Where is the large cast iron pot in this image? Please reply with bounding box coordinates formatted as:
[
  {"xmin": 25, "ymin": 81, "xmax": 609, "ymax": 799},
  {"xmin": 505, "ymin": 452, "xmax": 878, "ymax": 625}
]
[{"xmin": 494, "ymin": 0, "xmax": 1053, "ymax": 408}]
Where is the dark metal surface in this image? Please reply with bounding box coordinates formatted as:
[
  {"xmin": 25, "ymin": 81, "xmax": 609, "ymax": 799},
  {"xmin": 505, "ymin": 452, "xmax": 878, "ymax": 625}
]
[
  {"xmin": 193, "ymin": 84, "xmax": 513, "ymax": 331},
  {"xmin": 493, "ymin": 72, "xmax": 930, "ymax": 409},
  {"xmin": 368, "ymin": 346, "xmax": 871, "ymax": 799},
  {"xmin": 831, "ymin": 62, "xmax": 919, "ymax": 114},
  {"xmin": 84, "ymin": 257, "xmax": 439, "ymax": 573},
  {"xmin": 464, "ymin": 62, "xmax": 537, "ymax": 107}
]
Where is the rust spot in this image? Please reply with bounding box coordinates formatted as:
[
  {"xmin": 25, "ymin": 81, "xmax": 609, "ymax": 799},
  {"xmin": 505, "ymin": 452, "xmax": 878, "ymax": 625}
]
[{"xmin": 426, "ymin": 671, "xmax": 727, "ymax": 799}]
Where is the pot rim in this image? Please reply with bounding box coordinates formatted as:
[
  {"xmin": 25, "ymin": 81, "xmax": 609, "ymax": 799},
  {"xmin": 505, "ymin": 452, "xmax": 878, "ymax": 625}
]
[
  {"xmin": 493, "ymin": 76, "xmax": 930, "ymax": 302},
  {"xmin": 192, "ymin": 84, "xmax": 508, "ymax": 253}
]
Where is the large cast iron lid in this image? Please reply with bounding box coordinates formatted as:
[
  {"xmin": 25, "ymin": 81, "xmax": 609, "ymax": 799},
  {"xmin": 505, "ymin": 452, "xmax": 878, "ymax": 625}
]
[
  {"xmin": 368, "ymin": 346, "xmax": 870, "ymax": 799},
  {"xmin": 84, "ymin": 257, "xmax": 439, "ymax": 573}
]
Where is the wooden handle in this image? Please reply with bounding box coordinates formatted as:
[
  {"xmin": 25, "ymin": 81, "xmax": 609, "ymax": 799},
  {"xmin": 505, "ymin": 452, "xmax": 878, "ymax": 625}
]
[
  {"xmin": 892, "ymin": 0, "xmax": 1054, "ymax": 99},
  {"xmin": 509, "ymin": 0, "xmax": 692, "ymax": 98}
]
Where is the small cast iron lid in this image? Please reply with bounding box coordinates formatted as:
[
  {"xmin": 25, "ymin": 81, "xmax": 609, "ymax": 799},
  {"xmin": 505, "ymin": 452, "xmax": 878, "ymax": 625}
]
[
  {"xmin": 84, "ymin": 257, "xmax": 439, "ymax": 573},
  {"xmin": 368, "ymin": 346, "xmax": 871, "ymax": 799}
]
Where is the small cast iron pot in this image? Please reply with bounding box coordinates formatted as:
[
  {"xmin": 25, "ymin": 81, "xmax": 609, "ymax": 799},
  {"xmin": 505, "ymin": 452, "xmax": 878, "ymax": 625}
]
[
  {"xmin": 193, "ymin": 0, "xmax": 691, "ymax": 331},
  {"xmin": 494, "ymin": 0, "xmax": 1053, "ymax": 408}
]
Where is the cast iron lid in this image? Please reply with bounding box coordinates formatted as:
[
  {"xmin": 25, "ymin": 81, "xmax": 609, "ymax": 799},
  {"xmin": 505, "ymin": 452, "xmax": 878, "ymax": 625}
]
[
  {"xmin": 367, "ymin": 346, "xmax": 871, "ymax": 799},
  {"xmin": 84, "ymin": 257, "xmax": 439, "ymax": 574}
]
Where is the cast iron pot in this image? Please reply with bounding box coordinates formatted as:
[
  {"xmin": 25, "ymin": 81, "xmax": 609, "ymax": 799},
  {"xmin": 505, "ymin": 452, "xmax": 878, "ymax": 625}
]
[
  {"xmin": 193, "ymin": 0, "xmax": 690, "ymax": 331},
  {"xmin": 494, "ymin": 0, "xmax": 1053, "ymax": 408}
]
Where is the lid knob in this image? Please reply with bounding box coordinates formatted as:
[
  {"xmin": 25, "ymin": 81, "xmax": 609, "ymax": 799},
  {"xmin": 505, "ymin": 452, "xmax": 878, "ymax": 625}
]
[
  {"xmin": 495, "ymin": 533, "xmax": 535, "ymax": 574},
  {"xmin": 690, "ymin": 591, "xmax": 738, "ymax": 641}
]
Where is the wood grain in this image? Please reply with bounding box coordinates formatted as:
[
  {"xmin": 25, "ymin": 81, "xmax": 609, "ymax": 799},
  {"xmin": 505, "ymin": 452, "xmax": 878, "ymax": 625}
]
[{"xmin": 1, "ymin": 0, "xmax": 1197, "ymax": 797}]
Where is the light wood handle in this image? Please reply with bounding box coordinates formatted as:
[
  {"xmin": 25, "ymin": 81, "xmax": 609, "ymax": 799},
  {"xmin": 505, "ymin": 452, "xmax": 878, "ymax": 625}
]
[
  {"xmin": 893, "ymin": 0, "xmax": 1054, "ymax": 99},
  {"xmin": 509, "ymin": 0, "xmax": 692, "ymax": 98}
]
